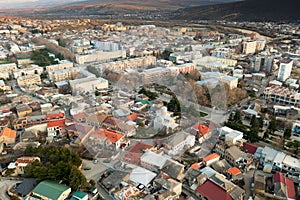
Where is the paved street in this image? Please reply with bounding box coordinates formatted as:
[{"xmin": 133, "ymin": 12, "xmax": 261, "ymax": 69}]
[
  {"xmin": 244, "ymin": 169, "xmax": 255, "ymax": 200},
  {"xmin": 0, "ymin": 178, "xmax": 21, "ymax": 200}
]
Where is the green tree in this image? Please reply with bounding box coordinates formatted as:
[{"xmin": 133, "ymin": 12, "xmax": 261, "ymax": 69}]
[
  {"xmin": 167, "ymin": 95, "xmax": 181, "ymax": 116},
  {"xmin": 284, "ymin": 128, "xmax": 292, "ymax": 139},
  {"xmin": 233, "ymin": 110, "xmax": 242, "ymax": 123},
  {"xmin": 268, "ymin": 115, "xmax": 277, "ymax": 133},
  {"xmin": 69, "ymin": 166, "xmax": 87, "ymax": 190}
]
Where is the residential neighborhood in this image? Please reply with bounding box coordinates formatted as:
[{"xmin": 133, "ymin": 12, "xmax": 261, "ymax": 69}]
[{"xmin": 0, "ymin": 15, "xmax": 299, "ymax": 200}]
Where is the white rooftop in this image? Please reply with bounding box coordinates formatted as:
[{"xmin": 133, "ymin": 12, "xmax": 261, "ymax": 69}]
[
  {"xmin": 140, "ymin": 150, "xmax": 168, "ymax": 168},
  {"xmin": 129, "ymin": 167, "xmax": 157, "ymax": 186}
]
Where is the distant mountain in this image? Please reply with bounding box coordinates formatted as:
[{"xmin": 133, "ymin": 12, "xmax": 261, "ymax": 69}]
[
  {"xmin": 175, "ymin": 0, "xmax": 300, "ymax": 21},
  {"xmin": 0, "ymin": 0, "xmax": 238, "ymax": 11}
]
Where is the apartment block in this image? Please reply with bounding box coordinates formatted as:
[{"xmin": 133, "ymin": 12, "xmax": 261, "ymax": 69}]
[
  {"xmin": 17, "ymin": 74, "xmax": 41, "ymax": 87},
  {"xmin": 46, "ymin": 60, "xmax": 74, "ymax": 72},
  {"xmin": 48, "ymin": 67, "xmax": 80, "ymax": 82},
  {"xmin": 13, "ymin": 65, "xmax": 44, "ymax": 78}
]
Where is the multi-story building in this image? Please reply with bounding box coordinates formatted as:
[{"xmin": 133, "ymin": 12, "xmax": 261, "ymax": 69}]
[
  {"xmin": 17, "ymin": 74, "xmax": 41, "ymax": 87},
  {"xmin": 99, "ymin": 56, "xmax": 156, "ymax": 71},
  {"xmin": 263, "ymin": 86, "xmax": 300, "ymax": 106},
  {"xmin": 93, "ymin": 40, "xmax": 122, "ymax": 52},
  {"xmin": 277, "ymin": 60, "xmax": 293, "ymax": 82},
  {"xmin": 76, "ymin": 50, "xmax": 126, "ymax": 64},
  {"xmin": 0, "ymin": 63, "xmax": 17, "ymax": 74},
  {"xmin": 251, "ymin": 56, "xmax": 274, "ymax": 73},
  {"xmin": 242, "ymin": 41, "xmax": 257, "ymax": 54},
  {"xmin": 69, "ymin": 76, "xmax": 108, "ymax": 94},
  {"xmin": 46, "ymin": 60, "xmax": 74, "ymax": 72},
  {"xmin": 140, "ymin": 67, "xmax": 173, "ymax": 84},
  {"xmin": 13, "ymin": 65, "xmax": 44, "ymax": 78},
  {"xmin": 169, "ymin": 63, "xmax": 195, "ymax": 74},
  {"xmin": 48, "ymin": 67, "xmax": 80, "ymax": 82}
]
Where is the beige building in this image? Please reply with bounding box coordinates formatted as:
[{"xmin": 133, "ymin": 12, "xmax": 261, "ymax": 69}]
[
  {"xmin": 243, "ymin": 39, "xmax": 266, "ymax": 54},
  {"xmin": 99, "ymin": 56, "xmax": 156, "ymax": 71},
  {"xmin": 17, "ymin": 74, "xmax": 41, "ymax": 87},
  {"xmin": 141, "ymin": 67, "xmax": 173, "ymax": 84},
  {"xmin": 49, "ymin": 67, "xmax": 80, "ymax": 82},
  {"xmin": 0, "ymin": 127, "xmax": 16, "ymax": 145},
  {"xmin": 243, "ymin": 41, "xmax": 257, "ymax": 54},
  {"xmin": 13, "ymin": 65, "xmax": 44, "ymax": 78},
  {"xmin": 16, "ymin": 104, "xmax": 32, "ymax": 117},
  {"xmin": 46, "ymin": 60, "xmax": 74, "ymax": 72},
  {"xmin": 76, "ymin": 50, "xmax": 126, "ymax": 64},
  {"xmin": 0, "ymin": 63, "xmax": 17, "ymax": 74},
  {"xmin": 69, "ymin": 76, "xmax": 108, "ymax": 94}
]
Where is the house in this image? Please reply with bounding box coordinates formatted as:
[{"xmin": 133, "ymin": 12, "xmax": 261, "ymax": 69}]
[
  {"xmin": 101, "ymin": 170, "xmax": 130, "ymax": 192},
  {"xmin": 89, "ymin": 128, "xmax": 125, "ymax": 149},
  {"xmin": 70, "ymin": 191, "xmax": 88, "ymax": 200},
  {"xmin": 140, "ymin": 150, "xmax": 168, "ymax": 172},
  {"xmin": 154, "ymin": 106, "xmax": 178, "ymax": 134},
  {"xmin": 164, "ymin": 132, "xmax": 195, "ymax": 155},
  {"xmin": 0, "ymin": 127, "xmax": 16, "ymax": 145},
  {"xmin": 129, "ymin": 167, "xmax": 157, "ymax": 187},
  {"xmin": 153, "ymin": 174, "xmax": 182, "ymax": 197},
  {"xmin": 196, "ymin": 172, "xmax": 245, "ymax": 200},
  {"xmin": 161, "ymin": 159, "xmax": 185, "ymax": 181},
  {"xmin": 191, "ymin": 123, "xmax": 211, "ymax": 143},
  {"xmin": 196, "ymin": 179, "xmax": 233, "ymax": 200},
  {"xmin": 101, "ymin": 115, "xmax": 136, "ymax": 136},
  {"xmin": 203, "ymin": 153, "xmax": 220, "ymax": 166},
  {"xmin": 47, "ymin": 120, "xmax": 66, "ymax": 138},
  {"xmin": 16, "ymin": 104, "xmax": 32, "ymax": 117},
  {"xmin": 273, "ymin": 172, "xmax": 296, "ymax": 200},
  {"xmin": 242, "ymin": 142, "xmax": 258, "ymax": 154},
  {"xmin": 31, "ymin": 180, "xmax": 71, "ymax": 200},
  {"xmin": 123, "ymin": 142, "xmax": 154, "ymax": 164},
  {"xmin": 220, "ymin": 126, "xmax": 243, "ymax": 144},
  {"xmin": 8, "ymin": 156, "xmax": 40, "ymax": 175},
  {"xmin": 227, "ymin": 167, "xmax": 243, "ymax": 181},
  {"xmin": 66, "ymin": 123, "xmax": 94, "ymax": 143},
  {"xmin": 224, "ymin": 146, "xmax": 247, "ymax": 167}
]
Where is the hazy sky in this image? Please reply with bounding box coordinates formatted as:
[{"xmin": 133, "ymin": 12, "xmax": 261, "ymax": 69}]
[{"xmin": 0, "ymin": 0, "xmax": 85, "ymax": 9}]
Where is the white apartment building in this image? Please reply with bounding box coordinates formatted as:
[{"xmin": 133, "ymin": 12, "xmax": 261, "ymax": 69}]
[{"xmin": 277, "ymin": 60, "xmax": 293, "ymax": 82}]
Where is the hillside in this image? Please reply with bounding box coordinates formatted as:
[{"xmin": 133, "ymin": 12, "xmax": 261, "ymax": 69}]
[{"xmin": 175, "ymin": 0, "xmax": 300, "ymax": 21}]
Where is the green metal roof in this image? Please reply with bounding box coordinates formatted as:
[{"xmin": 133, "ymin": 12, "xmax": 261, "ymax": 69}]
[
  {"xmin": 32, "ymin": 180, "xmax": 70, "ymax": 200},
  {"xmin": 71, "ymin": 191, "xmax": 88, "ymax": 199}
]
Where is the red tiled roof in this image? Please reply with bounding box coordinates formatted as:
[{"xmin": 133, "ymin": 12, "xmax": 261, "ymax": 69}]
[
  {"xmin": 203, "ymin": 153, "xmax": 220, "ymax": 163},
  {"xmin": 103, "ymin": 129, "xmax": 124, "ymax": 143},
  {"xmin": 16, "ymin": 156, "xmax": 39, "ymax": 165},
  {"xmin": 274, "ymin": 172, "xmax": 285, "ymax": 183},
  {"xmin": 191, "ymin": 162, "xmax": 200, "ymax": 170},
  {"xmin": 73, "ymin": 112, "xmax": 87, "ymax": 121},
  {"xmin": 196, "ymin": 180, "xmax": 233, "ymax": 200},
  {"xmin": 127, "ymin": 113, "xmax": 138, "ymax": 121},
  {"xmin": 90, "ymin": 129, "xmax": 106, "ymax": 140},
  {"xmin": 47, "ymin": 119, "xmax": 65, "ymax": 128},
  {"xmin": 46, "ymin": 113, "xmax": 65, "ymax": 120},
  {"xmin": 243, "ymin": 142, "xmax": 258, "ymax": 154},
  {"xmin": 192, "ymin": 123, "xmax": 211, "ymax": 135},
  {"xmin": 0, "ymin": 127, "xmax": 16, "ymax": 139},
  {"xmin": 286, "ymin": 177, "xmax": 296, "ymax": 200},
  {"xmin": 124, "ymin": 142, "xmax": 153, "ymax": 163},
  {"xmin": 227, "ymin": 167, "xmax": 242, "ymax": 176}
]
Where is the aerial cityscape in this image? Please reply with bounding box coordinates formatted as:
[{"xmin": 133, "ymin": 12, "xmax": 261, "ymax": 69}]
[{"xmin": 0, "ymin": 0, "xmax": 299, "ymax": 200}]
